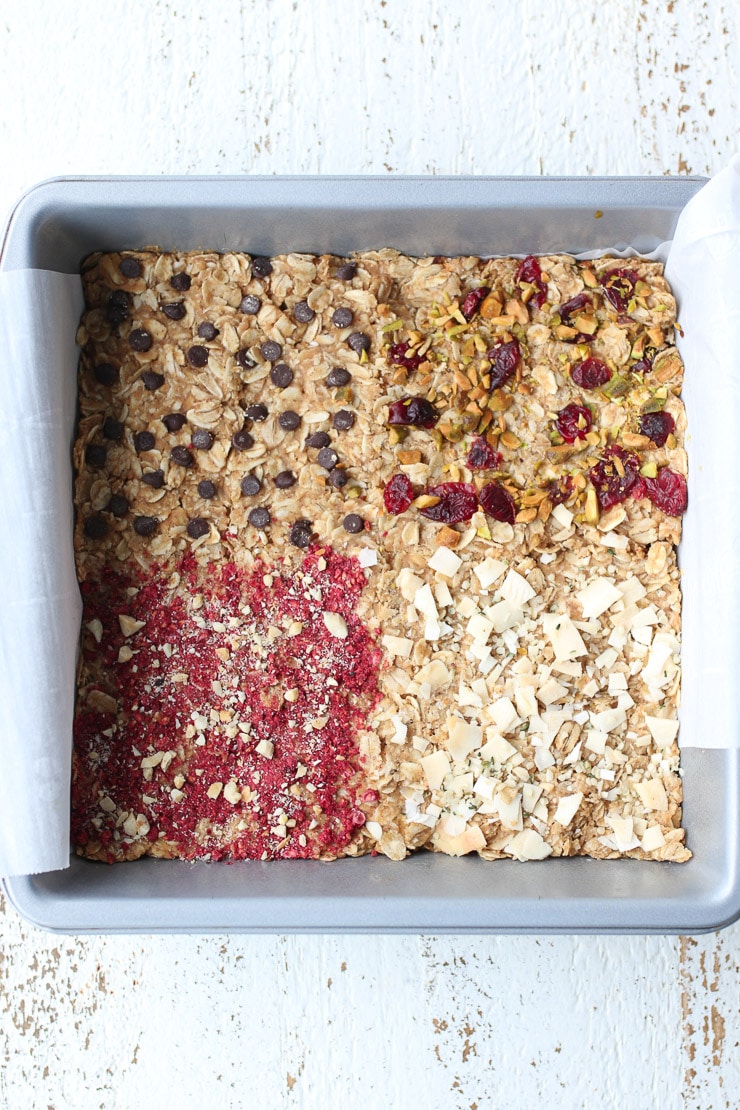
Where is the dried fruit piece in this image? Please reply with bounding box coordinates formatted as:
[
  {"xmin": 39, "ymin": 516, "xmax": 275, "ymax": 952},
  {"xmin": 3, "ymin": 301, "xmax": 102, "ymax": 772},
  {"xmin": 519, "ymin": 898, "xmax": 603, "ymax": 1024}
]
[
  {"xmin": 480, "ymin": 481, "xmax": 517, "ymax": 524},
  {"xmin": 387, "ymin": 396, "xmax": 439, "ymax": 428},
  {"xmin": 461, "ymin": 286, "xmax": 491, "ymax": 321},
  {"xmin": 631, "ymin": 345, "xmax": 657, "ymax": 375},
  {"xmin": 546, "ymin": 475, "xmax": 574, "ymax": 506},
  {"xmin": 571, "ymin": 357, "xmax": 611, "ymax": 390},
  {"xmin": 387, "ymin": 341, "xmax": 423, "ymax": 372},
  {"xmin": 589, "ymin": 445, "xmax": 641, "ymax": 510},
  {"xmin": 557, "ymin": 293, "xmax": 594, "ymax": 343},
  {"xmin": 487, "ymin": 338, "xmax": 521, "ymax": 390},
  {"xmin": 515, "ymin": 256, "xmax": 547, "ymax": 309},
  {"xmin": 555, "ymin": 403, "xmax": 593, "ymax": 444},
  {"xmin": 466, "ymin": 436, "xmax": 502, "ymax": 471},
  {"xmin": 419, "ymin": 482, "xmax": 478, "ymax": 524},
  {"xmin": 643, "ymin": 468, "xmax": 688, "ymax": 516},
  {"xmin": 383, "ymin": 473, "xmax": 414, "ymax": 515},
  {"xmin": 602, "ymin": 268, "xmax": 639, "ymax": 315},
  {"xmin": 639, "ymin": 411, "xmax": 675, "ymax": 447}
]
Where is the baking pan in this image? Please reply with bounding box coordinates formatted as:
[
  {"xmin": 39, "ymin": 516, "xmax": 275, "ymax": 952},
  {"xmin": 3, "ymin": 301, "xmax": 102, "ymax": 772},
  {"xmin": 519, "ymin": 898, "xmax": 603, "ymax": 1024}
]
[{"xmin": 2, "ymin": 175, "xmax": 738, "ymax": 935}]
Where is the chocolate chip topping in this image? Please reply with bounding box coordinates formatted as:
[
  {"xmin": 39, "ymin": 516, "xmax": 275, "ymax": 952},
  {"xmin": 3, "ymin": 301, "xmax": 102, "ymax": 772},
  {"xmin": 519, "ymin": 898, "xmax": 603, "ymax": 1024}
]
[
  {"xmin": 236, "ymin": 348, "xmax": 256, "ymax": 369},
  {"xmin": 336, "ymin": 262, "xmax": 357, "ymax": 281},
  {"xmin": 83, "ymin": 515, "xmax": 108, "ymax": 540},
  {"xmin": 162, "ymin": 412, "xmax": 187, "ymax": 433},
  {"xmin": 119, "ymin": 257, "xmax": 142, "ymax": 279},
  {"xmin": 187, "ymin": 518, "xmax": 210, "ymax": 539},
  {"xmin": 170, "ymin": 271, "xmax": 191, "ymax": 291},
  {"xmin": 85, "ymin": 444, "xmax": 107, "ymax": 468},
  {"xmin": 343, "ymin": 513, "xmax": 364, "ymax": 534},
  {"xmin": 269, "ymin": 363, "xmax": 293, "ymax": 388},
  {"xmin": 317, "ymin": 446, "xmax": 339, "ymax": 470},
  {"xmin": 186, "ymin": 345, "xmax": 209, "ymax": 368},
  {"xmin": 289, "ymin": 519, "xmax": 314, "ymax": 548},
  {"xmin": 142, "ymin": 469, "xmax": 165, "ymax": 488},
  {"xmin": 245, "ymin": 403, "xmax": 268, "ymax": 422},
  {"xmin": 332, "ymin": 307, "xmax": 353, "ymax": 328},
  {"xmin": 305, "ymin": 431, "xmax": 331, "ymax": 449},
  {"xmin": 293, "ymin": 300, "xmax": 315, "ymax": 324},
  {"xmin": 171, "ymin": 445, "xmax": 194, "ymax": 467},
  {"xmin": 197, "ymin": 479, "xmax": 217, "ymax": 499},
  {"xmin": 197, "ymin": 321, "xmax": 219, "ymax": 341},
  {"xmin": 240, "ymin": 474, "xmax": 262, "ymax": 496},
  {"xmin": 240, "ymin": 294, "xmax": 261, "ymax": 315},
  {"xmin": 102, "ymin": 417, "xmax": 124, "ymax": 441},
  {"xmin": 329, "ymin": 468, "xmax": 348, "ymax": 488},
  {"xmin": 129, "ymin": 328, "xmax": 153, "ymax": 352},
  {"xmin": 260, "ymin": 341, "xmax": 283, "ymax": 363},
  {"xmin": 251, "ymin": 256, "xmax": 273, "ymax": 277},
  {"xmin": 106, "ymin": 290, "xmax": 131, "ymax": 326},
  {"xmin": 248, "ymin": 506, "xmax": 271, "ymax": 528},
  {"xmin": 192, "ymin": 428, "xmax": 215, "ymax": 450},
  {"xmin": 326, "ymin": 366, "xmax": 351, "ymax": 388},
  {"xmin": 162, "ymin": 302, "xmax": 187, "ymax": 320},
  {"xmin": 275, "ymin": 470, "xmax": 296, "ymax": 489},
  {"xmin": 134, "ymin": 431, "xmax": 156, "ymax": 453},
  {"xmin": 347, "ymin": 331, "xmax": 370, "ymax": 354},
  {"xmin": 232, "ymin": 428, "xmax": 255, "ymax": 450},
  {"xmin": 94, "ymin": 362, "xmax": 119, "ymax": 386},
  {"xmin": 141, "ymin": 370, "xmax": 165, "ymax": 391},
  {"xmin": 333, "ymin": 409, "xmax": 355, "ymax": 431},
  {"xmin": 107, "ymin": 493, "xmax": 129, "ymax": 518},
  {"xmin": 278, "ymin": 410, "xmax": 301, "ymax": 431},
  {"xmin": 133, "ymin": 515, "xmax": 159, "ymax": 537}
]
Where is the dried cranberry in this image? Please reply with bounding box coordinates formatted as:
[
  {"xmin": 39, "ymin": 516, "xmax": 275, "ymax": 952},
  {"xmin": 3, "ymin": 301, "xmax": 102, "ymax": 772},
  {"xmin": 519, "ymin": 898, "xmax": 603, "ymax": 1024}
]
[
  {"xmin": 461, "ymin": 285, "xmax": 490, "ymax": 321},
  {"xmin": 387, "ymin": 396, "xmax": 438, "ymax": 428},
  {"xmin": 546, "ymin": 476, "xmax": 573, "ymax": 506},
  {"xmin": 639, "ymin": 411, "xmax": 675, "ymax": 447},
  {"xmin": 589, "ymin": 445, "xmax": 641, "ymax": 510},
  {"xmin": 643, "ymin": 468, "xmax": 688, "ymax": 516},
  {"xmin": 466, "ymin": 436, "xmax": 502, "ymax": 471},
  {"xmin": 602, "ymin": 268, "xmax": 639, "ymax": 315},
  {"xmin": 558, "ymin": 292, "xmax": 594, "ymax": 343},
  {"xmin": 571, "ymin": 357, "xmax": 611, "ymax": 390},
  {"xmin": 419, "ymin": 482, "xmax": 478, "ymax": 524},
  {"xmin": 555, "ymin": 403, "xmax": 593, "ymax": 444},
  {"xmin": 631, "ymin": 345, "xmax": 657, "ymax": 374},
  {"xmin": 487, "ymin": 338, "xmax": 520, "ymax": 390},
  {"xmin": 515, "ymin": 256, "xmax": 547, "ymax": 309},
  {"xmin": 387, "ymin": 341, "xmax": 423, "ymax": 372},
  {"xmin": 383, "ymin": 473, "xmax": 414, "ymax": 515},
  {"xmin": 480, "ymin": 481, "xmax": 517, "ymax": 524}
]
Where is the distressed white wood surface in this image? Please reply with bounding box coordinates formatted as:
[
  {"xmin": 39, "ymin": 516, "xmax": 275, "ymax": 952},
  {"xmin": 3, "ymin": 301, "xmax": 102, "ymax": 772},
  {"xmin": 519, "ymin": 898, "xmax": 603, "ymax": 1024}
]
[{"xmin": 1, "ymin": 2, "xmax": 739, "ymax": 1108}]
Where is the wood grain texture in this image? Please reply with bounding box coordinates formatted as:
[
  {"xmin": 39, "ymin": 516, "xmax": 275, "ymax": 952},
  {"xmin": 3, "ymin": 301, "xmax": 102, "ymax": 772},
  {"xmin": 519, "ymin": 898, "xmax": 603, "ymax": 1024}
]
[{"xmin": 0, "ymin": 1, "xmax": 739, "ymax": 1107}]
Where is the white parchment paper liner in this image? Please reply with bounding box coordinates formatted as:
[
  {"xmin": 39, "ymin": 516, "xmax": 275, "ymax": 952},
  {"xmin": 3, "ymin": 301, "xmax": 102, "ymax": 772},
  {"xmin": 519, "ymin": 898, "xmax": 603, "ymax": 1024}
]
[{"xmin": 1, "ymin": 166, "xmax": 737, "ymax": 877}]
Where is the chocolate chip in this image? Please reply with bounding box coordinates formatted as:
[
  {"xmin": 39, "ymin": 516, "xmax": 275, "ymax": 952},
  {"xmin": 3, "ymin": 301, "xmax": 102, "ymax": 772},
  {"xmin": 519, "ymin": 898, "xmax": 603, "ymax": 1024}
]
[
  {"xmin": 162, "ymin": 302, "xmax": 187, "ymax": 320},
  {"xmin": 278, "ymin": 410, "xmax": 301, "ymax": 431},
  {"xmin": 83, "ymin": 515, "xmax": 108, "ymax": 540},
  {"xmin": 141, "ymin": 370, "xmax": 165, "ymax": 391},
  {"xmin": 251, "ymin": 257, "xmax": 273, "ymax": 277},
  {"xmin": 248, "ymin": 507, "xmax": 271, "ymax": 528},
  {"xmin": 305, "ymin": 431, "xmax": 331, "ymax": 449},
  {"xmin": 198, "ymin": 322, "xmax": 219, "ymax": 341},
  {"xmin": 232, "ymin": 428, "xmax": 255, "ymax": 450},
  {"xmin": 107, "ymin": 493, "xmax": 129, "ymax": 518},
  {"xmin": 260, "ymin": 341, "xmax": 283, "ymax": 363},
  {"xmin": 332, "ymin": 307, "xmax": 354, "ymax": 328},
  {"xmin": 329, "ymin": 468, "xmax": 348, "ymax": 488},
  {"xmin": 119, "ymin": 257, "xmax": 142, "ymax": 279},
  {"xmin": 245, "ymin": 403, "xmax": 268, "ymax": 422},
  {"xmin": 186, "ymin": 345, "xmax": 209, "ymax": 368},
  {"xmin": 129, "ymin": 328, "xmax": 153, "ymax": 352},
  {"xmin": 236, "ymin": 348, "xmax": 256, "ymax": 369},
  {"xmin": 171, "ymin": 445, "xmax": 194, "ymax": 467},
  {"xmin": 162, "ymin": 412, "xmax": 187, "ymax": 433},
  {"xmin": 326, "ymin": 366, "xmax": 351, "ymax": 388},
  {"xmin": 170, "ymin": 272, "xmax": 191, "ymax": 291},
  {"xmin": 336, "ymin": 263, "xmax": 357, "ymax": 281},
  {"xmin": 293, "ymin": 300, "xmax": 315, "ymax": 324},
  {"xmin": 289, "ymin": 519, "xmax": 314, "ymax": 548},
  {"xmin": 240, "ymin": 474, "xmax": 262, "ymax": 496},
  {"xmin": 333, "ymin": 409, "xmax": 355, "ymax": 431},
  {"xmin": 343, "ymin": 513, "xmax": 364, "ymax": 534},
  {"xmin": 275, "ymin": 470, "xmax": 296, "ymax": 489},
  {"xmin": 270, "ymin": 363, "xmax": 293, "ymax": 388},
  {"xmin": 348, "ymin": 331, "xmax": 370, "ymax": 354},
  {"xmin": 240, "ymin": 294, "xmax": 261, "ymax": 315},
  {"xmin": 317, "ymin": 447, "xmax": 339, "ymax": 470},
  {"xmin": 187, "ymin": 518, "xmax": 210, "ymax": 539},
  {"xmin": 197, "ymin": 479, "xmax": 216, "ymax": 499},
  {"xmin": 94, "ymin": 362, "xmax": 119, "ymax": 386},
  {"xmin": 102, "ymin": 417, "xmax": 124, "ymax": 441},
  {"xmin": 134, "ymin": 431, "xmax": 155, "ymax": 453},
  {"xmin": 106, "ymin": 290, "xmax": 131, "ymax": 326},
  {"xmin": 192, "ymin": 428, "xmax": 215, "ymax": 450},
  {"xmin": 142, "ymin": 469, "xmax": 165, "ymax": 488},
  {"xmin": 85, "ymin": 444, "xmax": 107, "ymax": 468},
  {"xmin": 133, "ymin": 515, "xmax": 159, "ymax": 537}
]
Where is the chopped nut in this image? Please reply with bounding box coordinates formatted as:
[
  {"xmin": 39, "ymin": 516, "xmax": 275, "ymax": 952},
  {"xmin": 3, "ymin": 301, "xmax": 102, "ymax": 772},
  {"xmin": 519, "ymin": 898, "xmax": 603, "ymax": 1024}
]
[{"xmin": 322, "ymin": 611, "xmax": 348, "ymax": 639}]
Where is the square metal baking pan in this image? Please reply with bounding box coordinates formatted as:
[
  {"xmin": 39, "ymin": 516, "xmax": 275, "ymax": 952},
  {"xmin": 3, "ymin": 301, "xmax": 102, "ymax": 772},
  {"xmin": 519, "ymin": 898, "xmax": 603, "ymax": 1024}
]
[{"xmin": 2, "ymin": 175, "xmax": 738, "ymax": 935}]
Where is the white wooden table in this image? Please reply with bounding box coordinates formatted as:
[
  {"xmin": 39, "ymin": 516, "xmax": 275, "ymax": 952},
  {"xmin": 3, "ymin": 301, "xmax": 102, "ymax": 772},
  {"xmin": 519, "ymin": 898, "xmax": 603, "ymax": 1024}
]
[{"xmin": 1, "ymin": 3, "xmax": 738, "ymax": 1107}]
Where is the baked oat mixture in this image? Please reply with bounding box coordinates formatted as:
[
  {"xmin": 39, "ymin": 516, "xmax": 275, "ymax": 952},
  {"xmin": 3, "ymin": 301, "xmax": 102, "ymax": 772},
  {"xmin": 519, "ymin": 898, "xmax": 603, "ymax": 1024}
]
[{"xmin": 72, "ymin": 248, "xmax": 690, "ymax": 864}]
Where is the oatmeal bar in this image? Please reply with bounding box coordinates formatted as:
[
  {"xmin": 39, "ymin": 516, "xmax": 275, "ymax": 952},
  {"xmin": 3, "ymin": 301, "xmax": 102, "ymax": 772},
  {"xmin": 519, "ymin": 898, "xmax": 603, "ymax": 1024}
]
[{"xmin": 72, "ymin": 249, "xmax": 689, "ymax": 863}]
